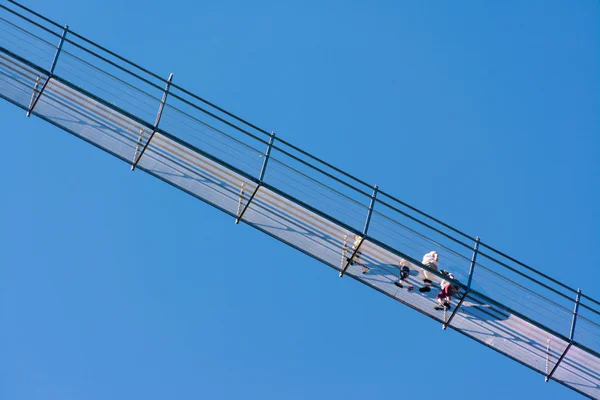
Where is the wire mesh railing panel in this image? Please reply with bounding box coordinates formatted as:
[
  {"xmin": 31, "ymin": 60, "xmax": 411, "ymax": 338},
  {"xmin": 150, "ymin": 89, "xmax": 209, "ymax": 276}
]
[
  {"xmin": 0, "ymin": 2, "xmax": 169, "ymax": 125},
  {"xmin": 263, "ymin": 151, "xmax": 372, "ymax": 233},
  {"xmin": 574, "ymin": 314, "xmax": 600, "ymax": 358},
  {"xmin": 377, "ymin": 190, "xmax": 478, "ymax": 244},
  {"xmin": 0, "ymin": 49, "xmax": 47, "ymax": 110},
  {"xmin": 1, "ymin": 2, "xmax": 600, "ymax": 398},
  {"xmin": 477, "ymin": 250, "xmax": 579, "ymax": 306},
  {"xmin": 477, "ymin": 243, "xmax": 589, "ymax": 310},
  {"xmin": 166, "ymin": 84, "xmax": 274, "ymax": 145},
  {"xmin": 158, "ymin": 98, "xmax": 265, "ymax": 180},
  {"xmin": 54, "ymin": 46, "xmax": 165, "ymax": 126},
  {"xmin": 0, "ymin": 10, "xmax": 58, "ymax": 71},
  {"xmin": 271, "ymin": 137, "xmax": 376, "ymax": 200}
]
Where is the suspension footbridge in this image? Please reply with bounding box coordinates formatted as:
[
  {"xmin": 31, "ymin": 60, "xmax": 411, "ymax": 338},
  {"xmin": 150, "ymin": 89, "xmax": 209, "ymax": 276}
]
[{"xmin": 0, "ymin": 1, "xmax": 598, "ymax": 398}]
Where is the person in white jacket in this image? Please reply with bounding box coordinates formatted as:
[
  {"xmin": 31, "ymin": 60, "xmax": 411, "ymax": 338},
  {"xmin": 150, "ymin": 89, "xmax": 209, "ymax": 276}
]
[{"xmin": 418, "ymin": 251, "xmax": 439, "ymax": 293}]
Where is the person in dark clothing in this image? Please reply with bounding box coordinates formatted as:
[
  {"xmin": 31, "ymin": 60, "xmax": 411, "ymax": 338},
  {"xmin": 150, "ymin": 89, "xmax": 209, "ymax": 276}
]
[{"xmin": 394, "ymin": 259, "xmax": 414, "ymax": 291}]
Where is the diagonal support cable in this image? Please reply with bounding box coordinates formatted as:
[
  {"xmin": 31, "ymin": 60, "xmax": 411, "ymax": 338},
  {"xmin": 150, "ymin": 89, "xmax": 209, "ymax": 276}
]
[
  {"xmin": 339, "ymin": 185, "xmax": 377, "ymax": 278},
  {"xmin": 131, "ymin": 72, "xmax": 173, "ymax": 171},
  {"xmin": 26, "ymin": 24, "xmax": 68, "ymax": 117},
  {"xmin": 235, "ymin": 131, "xmax": 275, "ymax": 223},
  {"xmin": 466, "ymin": 236, "xmax": 480, "ymax": 289},
  {"xmin": 363, "ymin": 185, "xmax": 378, "ymax": 235},
  {"xmin": 545, "ymin": 288, "xmax": 581, "ymax": 382},
  {"xmin": 443, "ymin": 291, "xmax": 468, "ymax": 330},
  {"xmin": 339, "ymin": 237, "xmax": 365, "ymax": 277},
  {"xmin": 236, "ymin": 185, "xmax": 260, "ymax": 224},
  {"xmin": 545, "ymin": 343, "xmax": 572, "ymax": 382}
]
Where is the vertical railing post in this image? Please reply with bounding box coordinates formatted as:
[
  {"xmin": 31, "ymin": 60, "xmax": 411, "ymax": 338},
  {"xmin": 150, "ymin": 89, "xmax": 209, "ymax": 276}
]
[
  {"xmin": 27, "ymin": 24, "xmax": 68, "ymax": 117},
  {"xmin": 569, "ymin": 288, "xmax": 582, "ymax": 341},
  {"xmin": 545, "ymin": 288, "xmax": 582, "ymax": 382},
  {"xmin": 467, "ymin": 236, "xmax": 481, "ymax": 289},
  {"xmin": 339, "ymin": 184, "xmax": 378, "ymax": 278},
  {"xmin": 152, "ymin": 73, "xmax": 174, "ymax": 129},
  {"xmin": 235, "ymin": 132, "xmax": 275, "ymax": 224},
  {"xmin": 443, "ymin": 236, "xmax": 480, "ymax": 330},
  {"xmin": 363, "ymin": 184, "xmax": 379, "ymax": 236},
  {"xmin": 131, "ymin": 73, "xmax": 174, "ymax": 171},
  {"xmin": 259, "ymin": 131, "xmax": 275, "ymax": 182},
  {"xmin": 49, "ymin": 24, "xmax": 69, "ymax": 75}
]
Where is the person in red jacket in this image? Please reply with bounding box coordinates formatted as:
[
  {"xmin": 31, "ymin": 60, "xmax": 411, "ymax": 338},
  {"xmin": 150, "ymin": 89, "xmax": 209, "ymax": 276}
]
[{"xmin": 434, "ymin": 270, "xmax": 460, "ymax": 311}]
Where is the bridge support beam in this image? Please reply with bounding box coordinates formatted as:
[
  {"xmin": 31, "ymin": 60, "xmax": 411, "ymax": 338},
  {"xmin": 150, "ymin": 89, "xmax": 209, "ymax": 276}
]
[
  {"xmin": 339, "ymin": 236, "xmax": 365, "ymax": 277},
  {"xmin": 339, "ymin": 185, "xmax": 377, "ymax": 278},
  {"xmin": 235, "ymin": 132, "xmax": 275, "ymax": 223},
  {"xmin": 27, "ymin": 24, "xmax": 68, "ymax": 117},
  {"xmin": 545, "ymin": 288, "xmax": 581, "ymax": 382},
  {"xmin": 131, "ymin": 73, "xmax": 173, "ymax": 171}
]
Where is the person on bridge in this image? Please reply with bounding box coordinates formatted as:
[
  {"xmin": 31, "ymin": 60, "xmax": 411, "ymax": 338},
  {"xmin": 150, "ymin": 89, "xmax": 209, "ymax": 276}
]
[
  {"xmin": 418, "ymin": 251, "xmax": 439, "ymax": 293},
  {"xmin": 434, "ymin": 270, "xmax": 460, "ymax": 311},
  {"xmin": 347, "ymin": 235, "xmax": 369, "ymax": 274},
  {"xmin": 394, "ymin": 259, "xmax": 414, "ymax": 291}
]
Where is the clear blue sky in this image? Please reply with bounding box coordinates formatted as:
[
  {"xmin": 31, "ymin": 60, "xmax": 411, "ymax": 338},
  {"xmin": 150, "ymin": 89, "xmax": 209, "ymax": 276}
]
[{"xmin": 1, "ymin": 1, "xmax": 598, "ymax": 399}]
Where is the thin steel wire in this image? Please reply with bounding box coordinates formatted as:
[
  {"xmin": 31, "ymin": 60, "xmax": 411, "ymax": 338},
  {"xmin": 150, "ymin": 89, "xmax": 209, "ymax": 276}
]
[
  {"xmin": 0, "ymin": 25, "xmax": 55, "ymax": 65},
  {"xmin": 264, "ymin": 167, "xmax": 368, "ymax": 220},
  {"xmin": 262, "ymin": 174, "xmax": 370, "ymax": 226},
  {"xmin": 371, "ymin": 207, "xmax": 474, "ymax": 263},
  {"xmin": 0, "ymin": 16, "xmax": 57, "ymax": 53},
  {"xmin": 268, "ymin": 157, "xmax": 370, "ymax": 211},
  {"xmin": 161, "ymin": 102, "xmax": 265, "ymax": 157},
  {"xmin": 58, "ymin": 50, "xmax": 163, "ymax": 103},
  {"xmin": 56, "ymin": 59, "xmax": 161, "ymax": 120},
  {"xmin": 264, "ymin": 171, "xmax": 367, "ymax": 229}
]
